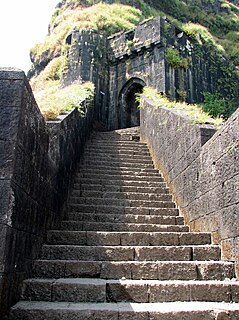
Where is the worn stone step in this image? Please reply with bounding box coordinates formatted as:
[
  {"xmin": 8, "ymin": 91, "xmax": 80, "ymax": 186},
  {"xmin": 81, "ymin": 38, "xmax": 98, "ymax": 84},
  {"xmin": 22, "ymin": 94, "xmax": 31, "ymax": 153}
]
[
  {"xmin": 90, "ymin": 134, "xmax": 140, "ymax": 141},
  {"xmin": 10, "ymin": 301, "xmax": 239, "ymax": 320},
  {"xmin": 68, "ymin": 204, "xmax": 180, "ymax": 216},
  {"xmin": 60, "ymin": 221, "xmax": 189, "ymax": 232},
  {"xmin": 90, "ymin": 133, "xmax": 140, "ymax": 142},
  {"xmin": 75, "ymin": 179, "xmax": 166, "ymax": 188},
  {"xmin": 78, "ymin": 169, "xmax": 160, "ymax": 177},
  {"xmin": 75, "ymin": 184, "xmax": 169, "ymax": 194},
  {"xmin": 88, "ymin": 140, "xmax": 145, "ymax": 147},
  {"xmin": 79, "ymin": 165, "xmax": 158, "ymax": 174},
  {"xmin": 21, "ymin": 278, "xmax": 239, "ymax": 303},
  {"xmin": 32, "ymin": 260, "xmax": 235, "ymax": 281},
  {"xmin": 72, "ymin": 191, "xmax": 171, "ymax": 202},
  {"xmin": 69, "ymin": 198, "xmax": 175, "ymax": 209},
  {"xmin": 86, "ymin": 145, "xmax": 149, "ymax": 154},
  {"xmin": 47, "ymin": 231, "xmax": 211, "ymax": 246},
  {"xmin": 41, "ymin": 245, "xmax": 221, "ymax": 261},
  {"xmin": 83, "ymin": 148, "xmax": 150, "ymax": 156},
  {"xmin": 66, "ymin": 212, "xmax": 184, "ymax": 225},
  {"xmin": 83, "ymin": 153, "xmax": 152, "ymax": 161},
  {"xmin": 82, "ymin": 160, "xmax": 154, "ymax": 168},
  {"xmin": 84, "ymin": 159, "xmax": 153, "ymax": 166},
  {"xmin": 77, "ymin": 173, "xmax": 162, "ymax": 181}
]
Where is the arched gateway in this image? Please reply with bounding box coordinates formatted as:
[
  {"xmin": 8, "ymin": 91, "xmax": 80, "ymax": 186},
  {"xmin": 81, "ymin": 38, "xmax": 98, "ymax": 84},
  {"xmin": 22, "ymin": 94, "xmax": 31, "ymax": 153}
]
[{"xmin": 118, "ymin": 77, "xmax": 146, "ymax": 129}]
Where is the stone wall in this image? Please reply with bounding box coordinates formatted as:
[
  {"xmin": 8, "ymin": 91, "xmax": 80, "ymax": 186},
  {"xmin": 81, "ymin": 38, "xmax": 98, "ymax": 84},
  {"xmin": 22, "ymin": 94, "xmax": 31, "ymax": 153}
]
[
  {"xmin": 61, "ymin": 16, "xmax": 238, "ymax": 131},
  {"xmin": 107, "ymin": 18, "xmax": 165, "ymax": 130},
  {"xmin": 0, "ymin": 68, "xmax": 94, "ymax": 317},
  {"xmin": 140, "ymin": 97, "xmax": 239, "ymax": 275},
  {"xmin": 61, "ymin": 29, "xmax": 108, "ymax": 128}
]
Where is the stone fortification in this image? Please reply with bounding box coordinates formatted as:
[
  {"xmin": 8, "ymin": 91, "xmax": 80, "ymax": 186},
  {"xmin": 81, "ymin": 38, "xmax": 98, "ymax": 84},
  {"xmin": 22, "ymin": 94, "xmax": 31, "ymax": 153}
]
[
  {"xmin": 62, "ymin": 16, "xmax": 237, "ymax": 130},
  {"xmin": 140, "ymin": 97, "xmax": 239, "ymax": 275},
  {"xmin": 0, "ymin": 68, "xmax": 94, "ymax": 316}
]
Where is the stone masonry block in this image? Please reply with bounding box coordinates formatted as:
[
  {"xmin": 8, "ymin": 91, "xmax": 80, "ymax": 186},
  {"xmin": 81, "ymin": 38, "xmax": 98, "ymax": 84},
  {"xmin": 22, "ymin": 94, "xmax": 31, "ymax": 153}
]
[
  {"xmin": 0, "ymin": 79, "xmax": 24, "ymax": 107},
  {"xmin": 106, "ymin": 281, "xmax": 148, "ymax": 303},
  {"xmin": 193, "ymin": 246, "xmax": 221, "ymax": 261},
  {"xmin": 65, "ymin": 261, "xmax": 101, "ymax": 278},
  {"xmin": 135, "ymin": 246, "xmax": 192, "ymax": 261},
  {"xmin": 21, "ymin": 279, "xmax": 52, "ymax": 301},
  {"xmin": 158, "ymin": 262, "xmax": 197, "ymax": 280},
  {"xmin": 52, "ymin": 279, "xmax": 106, "ymax": 303},
  {"xmin": 101, "ymin": 262, "xmax": 131, "ymax": 279}
]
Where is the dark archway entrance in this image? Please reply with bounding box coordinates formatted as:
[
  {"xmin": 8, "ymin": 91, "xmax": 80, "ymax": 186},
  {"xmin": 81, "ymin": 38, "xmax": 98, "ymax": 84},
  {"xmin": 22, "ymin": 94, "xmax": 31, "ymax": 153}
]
[{"xmin": 118, "ymin": 78, "xmax": 145, "ymax": 129}]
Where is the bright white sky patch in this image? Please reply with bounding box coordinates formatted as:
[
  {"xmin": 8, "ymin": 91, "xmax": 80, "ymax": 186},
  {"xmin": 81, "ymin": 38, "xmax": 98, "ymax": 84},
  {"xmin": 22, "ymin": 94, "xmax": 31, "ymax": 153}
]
[{"xmin": 0, "ymin": 0, "xmax": 59, "ymax": 73}]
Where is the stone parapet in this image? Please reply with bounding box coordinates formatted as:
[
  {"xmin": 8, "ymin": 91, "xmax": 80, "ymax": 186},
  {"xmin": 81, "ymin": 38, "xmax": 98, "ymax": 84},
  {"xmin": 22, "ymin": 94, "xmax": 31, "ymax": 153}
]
[
  {"xmin": 0, "ymin": 68, "xmax": 94, "ymax": 317},
  {"xmin": 140, "ymin": 96, "xmax": 239, "ymax": 276}
]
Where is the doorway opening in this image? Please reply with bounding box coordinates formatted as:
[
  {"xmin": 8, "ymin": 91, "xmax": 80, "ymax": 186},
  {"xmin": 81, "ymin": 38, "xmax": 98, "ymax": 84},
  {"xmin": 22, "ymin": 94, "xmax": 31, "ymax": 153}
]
[{"xmin": 118, "ymin": 78, "xmax": 145, "ymax": 129}]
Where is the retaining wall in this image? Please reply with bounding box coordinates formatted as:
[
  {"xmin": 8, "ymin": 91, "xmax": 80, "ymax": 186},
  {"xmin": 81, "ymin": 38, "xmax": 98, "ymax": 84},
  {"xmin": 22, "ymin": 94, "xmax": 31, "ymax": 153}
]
[
  {"xmin": 0, "ymin": 68, "xmax": 94, "ymax": 316},
  {"xmin": 140, "ymin": 97, "xmax": 239, "ymax": 275}
]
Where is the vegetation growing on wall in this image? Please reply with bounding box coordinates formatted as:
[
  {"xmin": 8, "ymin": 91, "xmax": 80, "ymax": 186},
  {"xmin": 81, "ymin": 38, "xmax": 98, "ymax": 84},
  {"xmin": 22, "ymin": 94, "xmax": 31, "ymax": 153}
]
[
  {"xmin": 34, "ymin": 81, "xmax": 94, "ymax": 120},
  {"xmin": 29, "ymin": 0, "xmax": 238, "ymax": 120},
  {"xmin": 138, "ymin": 86, "xmax": 224, "ymax": 127},
  {"xmin": 165, "ymin": 48, "xmax": 191, "ymax": 69},
  {"xmin": 30, "ymin": 2, "xmax": 159, "ymax": 70}
]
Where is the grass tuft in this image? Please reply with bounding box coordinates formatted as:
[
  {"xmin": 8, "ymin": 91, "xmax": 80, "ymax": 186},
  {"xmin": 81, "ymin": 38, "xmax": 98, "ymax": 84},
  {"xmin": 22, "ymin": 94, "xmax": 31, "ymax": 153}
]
[{"xmin": 138, "ymin": 86, "xmax": 224, "ymax": 127}]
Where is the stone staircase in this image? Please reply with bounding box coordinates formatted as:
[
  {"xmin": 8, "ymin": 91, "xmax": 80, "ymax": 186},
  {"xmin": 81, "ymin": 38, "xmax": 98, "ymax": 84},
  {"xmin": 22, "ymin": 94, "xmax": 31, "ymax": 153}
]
[{"xmin": 10, "ymin": 127, "xmax": 239, "ymax": 319}]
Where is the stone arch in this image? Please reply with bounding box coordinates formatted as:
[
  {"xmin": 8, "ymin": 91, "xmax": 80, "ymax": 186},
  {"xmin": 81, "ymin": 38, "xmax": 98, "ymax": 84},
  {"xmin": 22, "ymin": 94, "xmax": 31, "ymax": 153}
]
[{"xmin": 118, "ymin": 77, "xmax": 146, "ymax": 129}]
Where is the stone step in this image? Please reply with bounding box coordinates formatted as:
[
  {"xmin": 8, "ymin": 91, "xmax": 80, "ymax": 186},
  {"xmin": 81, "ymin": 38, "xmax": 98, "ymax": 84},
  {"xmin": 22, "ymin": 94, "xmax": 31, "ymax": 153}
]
[
  {"xmin": 77, "ymin": 173, "xmax": 162, "ymax": 181},
  {"xmin": 11, "ymin": 301, "xmax": 239, "ymax": 320},
  {"xmin": 60, "ymin": 221, "xmax": 189, "ymax": 232},
  {"xmin": 75, "ymin": 183, "xmax": 169, "ymax": 194},
  {"xmin": 82, "ymin": 160, "xmax": 154, "ymax": 168},
  {"xmin": 83, "ymin": 148, "xmax": 150, "ymax": 156},
  {"xmin": 79, "ymin": 165, "xmax": 158, "ymax": 173},
  {"xmin": 32, "ymin": 260, "xmax": 235, "ymax": 281},
  {"xmin": 47, "ymin": 231, "xmax": 211, "ymax": 246},
  {"xmin": 71, "ymin": 190, "xmax": 171, "ymax": 201},
  {"xmin": 88, "ymin": 141, "xmax": 145, "ymax": 147},
  {"xmin": 66, "ymin": 212, "xmax": 184, "ymax": 225},
  {"xmin": 86, "ymin": 145, "xmax": 149, "ymax": 154},
  {"xmin": 68, "ymin": 204, "xmax": 180, "ymax": 216},
  {"xmin": 41, "ymin": 245, "xmax": 221, "ymax": 261},
  {"xmin": 90, "ymin": 132, "xmax": 140, "ymax": 142},
  {"xmin": 69, "ymin": 198, "xmax": 175, "ymax": 209},
  {"xmin": 78, "ymin": 169, "xmax": 161, "ymax": 177},
  {"xmin": 21, "ymin": 278, "xmax": 239, "ymax": 303},
  {"xmin": 83, "ymin": 153, "xmax": 152, "ymax": 161},
  {"xmin": 75, "ymin": 179, "xmax": 166, "ymax": 188}
]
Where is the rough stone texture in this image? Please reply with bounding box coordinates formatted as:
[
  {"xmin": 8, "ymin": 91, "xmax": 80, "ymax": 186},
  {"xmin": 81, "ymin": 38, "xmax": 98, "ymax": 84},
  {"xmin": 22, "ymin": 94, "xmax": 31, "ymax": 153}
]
[
  {"xmin": 140, "ymin": 98, "xmax": 239, "ymax": 275},
  {"xmin": 7, "ymin": 127, "xmax": 239, "ymax": 319},
  {"xmin": 0, "ymin": 68, "xmax": 94, "ymax": 317},
  {"xmin": 62, "ymin": 17, "xmax": 238, "ymax": 131}
]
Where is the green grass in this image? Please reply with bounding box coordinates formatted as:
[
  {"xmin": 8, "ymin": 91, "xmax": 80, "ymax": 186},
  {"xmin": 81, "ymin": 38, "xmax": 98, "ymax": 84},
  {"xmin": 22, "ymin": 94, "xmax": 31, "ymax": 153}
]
[
  {"xmin": 31, "ymin": 2, "xmax": 157, "ymax": 66},
  {"xmin": 33, "ymin": 81, "xmax": 95, "ymax": 120},
  {"xmin": 139, "ymin": 86, "xmax": 224, "ymax": 127}
]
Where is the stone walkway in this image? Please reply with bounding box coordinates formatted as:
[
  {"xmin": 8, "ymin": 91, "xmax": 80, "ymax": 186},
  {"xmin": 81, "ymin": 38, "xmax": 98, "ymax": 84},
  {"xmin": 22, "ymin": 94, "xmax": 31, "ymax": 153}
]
[{"xmin": 10, "ymin": 127, "xmax": 239, "ymax": 319}]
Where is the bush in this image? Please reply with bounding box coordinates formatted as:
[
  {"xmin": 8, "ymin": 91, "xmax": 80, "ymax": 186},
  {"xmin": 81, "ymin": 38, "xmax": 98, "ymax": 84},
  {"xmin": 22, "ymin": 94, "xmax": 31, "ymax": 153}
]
[
  {"xmin": 165, "ymin": 48, "xmax": 191, "ymax": 69},
  {"xmin": 202, "ymin": 92, "xmax": 237, "ymax": 119}
]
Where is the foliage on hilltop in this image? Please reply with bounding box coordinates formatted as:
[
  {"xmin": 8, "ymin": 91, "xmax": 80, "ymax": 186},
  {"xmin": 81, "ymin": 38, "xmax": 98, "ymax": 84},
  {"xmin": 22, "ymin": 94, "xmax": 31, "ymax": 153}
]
[{"xmin": 29, "ymin": 0, "xmax": 238, "ymax": 120}]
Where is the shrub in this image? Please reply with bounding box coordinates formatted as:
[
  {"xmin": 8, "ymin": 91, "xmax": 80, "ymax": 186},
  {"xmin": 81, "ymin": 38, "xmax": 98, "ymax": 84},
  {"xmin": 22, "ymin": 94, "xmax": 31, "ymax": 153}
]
[{"xmin": 165, "ymin": 48, "xmax": 191, "ymax": 69}]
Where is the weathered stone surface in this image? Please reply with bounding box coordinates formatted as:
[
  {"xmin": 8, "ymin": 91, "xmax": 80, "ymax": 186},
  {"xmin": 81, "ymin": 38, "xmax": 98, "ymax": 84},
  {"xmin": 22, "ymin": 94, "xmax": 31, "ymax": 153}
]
[
  {"xmin": 0, "ymin": 68, "xmax": 94, "ymax": 317},
  {"xmin": 52, "ymin": 279, "xmax": 106, "ymax": 303},
  {"xmin": 141, "ymin": 99, "xmax": 239, "ymax": 270},
  {"xmin": 135, "ymin": 246, "xmax": 192, "ymax": 261}
]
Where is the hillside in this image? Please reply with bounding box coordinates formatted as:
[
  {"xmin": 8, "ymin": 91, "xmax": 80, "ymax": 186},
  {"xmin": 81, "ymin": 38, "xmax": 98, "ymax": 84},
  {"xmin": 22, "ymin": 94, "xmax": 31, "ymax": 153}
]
[
  {"xmin": 29, "ymin": 0, "xmax": 239, "ymax": 77},
  {"xmin": 29, "ymin": 0, "xmax": 239, "ymax": 120}
]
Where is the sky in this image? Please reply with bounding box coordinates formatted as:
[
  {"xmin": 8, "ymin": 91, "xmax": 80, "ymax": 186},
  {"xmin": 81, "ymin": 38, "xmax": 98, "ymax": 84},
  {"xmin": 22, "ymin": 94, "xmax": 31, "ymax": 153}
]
[{"xmin": 0, "ymin": 0, "xmax": 59, "ymax": 73}]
